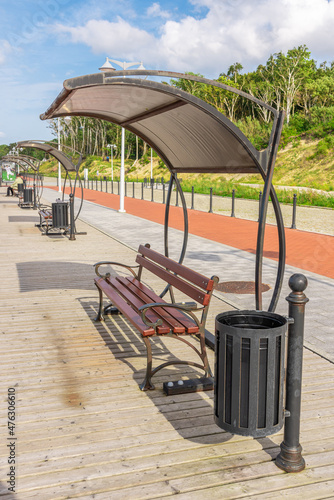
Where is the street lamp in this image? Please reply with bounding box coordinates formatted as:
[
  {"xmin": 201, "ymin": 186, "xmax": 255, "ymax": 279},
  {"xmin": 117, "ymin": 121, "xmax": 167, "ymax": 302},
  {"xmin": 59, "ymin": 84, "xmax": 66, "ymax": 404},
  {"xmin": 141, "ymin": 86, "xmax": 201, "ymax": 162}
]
[
  {"xmin": 150, "ymin": 148, "xmax": 153, "ymax": 183},
  {"xmin": 57, "ymin": 117, "xmax": 62, "ymax": 192},
  {"xmin": 99, "ymin": 58, "xmax": 145, "ymax": 212},
  {"xmin": 107, "ymin": 144, "xmax": 117, "ymax": 181}
]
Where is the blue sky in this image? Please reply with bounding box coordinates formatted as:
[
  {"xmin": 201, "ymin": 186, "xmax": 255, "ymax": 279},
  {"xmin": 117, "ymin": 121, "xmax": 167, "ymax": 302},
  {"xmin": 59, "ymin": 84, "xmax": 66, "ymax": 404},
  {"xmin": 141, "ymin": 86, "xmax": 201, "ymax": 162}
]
[{"xmin": 1, "ymin": 0, "xmax": 334, "ymax": 145}]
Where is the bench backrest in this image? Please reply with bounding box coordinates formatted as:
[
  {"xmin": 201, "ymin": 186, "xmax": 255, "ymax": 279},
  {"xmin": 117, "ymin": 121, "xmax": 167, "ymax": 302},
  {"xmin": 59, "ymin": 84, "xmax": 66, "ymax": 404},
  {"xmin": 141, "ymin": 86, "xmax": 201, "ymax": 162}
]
[{"xmin": 136, "ymin": 244, "xmax": 216, "ymax": 306}]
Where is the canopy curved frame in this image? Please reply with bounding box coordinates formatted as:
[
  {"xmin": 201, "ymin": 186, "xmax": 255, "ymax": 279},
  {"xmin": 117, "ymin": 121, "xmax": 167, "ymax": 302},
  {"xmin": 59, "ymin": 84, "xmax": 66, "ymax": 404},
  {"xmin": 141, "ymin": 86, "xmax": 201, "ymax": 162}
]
[
  {"xmin": 40, "ymin": 70, "xmax": 285, "ymax": 311},
  {"xmin": 1, "ymin": 154, "xmax": 45, "ymax": 203},
  {"xmin": 16, "ymin": 141, "xmax": 84, "ymax": 221}
]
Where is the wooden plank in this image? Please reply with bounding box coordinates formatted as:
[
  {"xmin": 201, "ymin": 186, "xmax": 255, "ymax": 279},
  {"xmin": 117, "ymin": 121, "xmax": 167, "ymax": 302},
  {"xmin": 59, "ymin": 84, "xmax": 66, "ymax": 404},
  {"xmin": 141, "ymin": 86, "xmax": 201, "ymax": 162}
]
[
  {"xmin": 94, "ymin": 277, "xmax": 154, "ymax": 335},
  {"xmin": 138, "ymin": 243, "xmax": 215, "ymax": 291},
  {"xmin": 123, "ymin": 277, "xmax": 199, "ymax": 334},
  {"xmin": 136, "ymin": 255, "xmax": 210, "ymax": 305}
]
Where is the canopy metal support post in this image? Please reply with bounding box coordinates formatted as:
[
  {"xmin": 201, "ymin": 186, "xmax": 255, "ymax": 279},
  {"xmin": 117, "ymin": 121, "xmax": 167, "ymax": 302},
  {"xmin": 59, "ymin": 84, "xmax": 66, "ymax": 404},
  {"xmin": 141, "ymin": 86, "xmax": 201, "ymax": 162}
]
[
  {"xmin": 255, "ymin": 111, "xmax": 285, "ymax": 311},
  {"xmin": 161, "ymin": 172, "xmax": 189, "ymax": 300}
]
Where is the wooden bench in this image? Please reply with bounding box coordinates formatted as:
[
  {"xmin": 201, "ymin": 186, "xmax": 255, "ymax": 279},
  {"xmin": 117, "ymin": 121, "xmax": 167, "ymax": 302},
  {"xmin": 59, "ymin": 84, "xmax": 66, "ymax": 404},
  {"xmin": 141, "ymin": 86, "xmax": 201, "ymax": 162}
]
[
  {"xmin": 94, "ymin": 244, "xmax": 219, "ymax": 391},
  {"xmin": 37, "ymin": 208, "xmax": 53, "ymax": 232}
]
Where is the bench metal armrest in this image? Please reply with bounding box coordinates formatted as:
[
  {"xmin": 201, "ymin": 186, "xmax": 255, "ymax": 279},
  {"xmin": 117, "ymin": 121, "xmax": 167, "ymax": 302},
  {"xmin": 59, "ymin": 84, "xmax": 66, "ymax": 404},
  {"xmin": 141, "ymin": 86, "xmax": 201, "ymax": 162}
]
[
  {"xmin": 139, "ymin": 301, "xmax": 202, "ymax": 330},
  {"xmin": 94, "ymin": 261, "xmax": 140, "ymax": 279}
]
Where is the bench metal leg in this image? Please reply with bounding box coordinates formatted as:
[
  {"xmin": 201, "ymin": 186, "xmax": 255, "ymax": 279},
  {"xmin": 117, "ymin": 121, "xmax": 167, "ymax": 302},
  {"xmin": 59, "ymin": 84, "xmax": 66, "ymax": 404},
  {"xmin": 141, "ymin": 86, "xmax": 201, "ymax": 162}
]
[
  {"xmin": 139, "ymin": 337, "xmax": 155, "ymax": 391},
  {"xmin": 94, "ymin": 286, "xmax": 105, "ymax": 322},
  {"xmin": 199, "ymin": 331, "xmax": 213, "ymax": 378}
]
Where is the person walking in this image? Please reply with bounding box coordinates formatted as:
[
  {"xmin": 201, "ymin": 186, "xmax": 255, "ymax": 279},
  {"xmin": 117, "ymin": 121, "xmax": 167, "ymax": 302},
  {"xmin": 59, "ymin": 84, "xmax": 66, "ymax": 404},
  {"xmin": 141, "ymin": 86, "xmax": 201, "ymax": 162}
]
[{"xmin": 6, "ymin": 174, "xmax": 24, "ymax": 196}]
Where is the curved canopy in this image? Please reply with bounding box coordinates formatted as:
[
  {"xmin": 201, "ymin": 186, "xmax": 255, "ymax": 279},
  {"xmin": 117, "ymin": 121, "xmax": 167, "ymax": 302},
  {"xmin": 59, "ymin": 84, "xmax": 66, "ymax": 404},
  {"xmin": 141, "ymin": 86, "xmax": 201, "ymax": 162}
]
[
  {"xmin": 40, "ymin": 70, "xmax": 278, "ymax": 176},
  {"xmin": 16, "ymin": 141, "xmax": 80, "ymax": 172},
  {"xmin": 40, "ymin": 70, "xmax": 285, "ymax": 312},
  {"xmin": 1, "ymin": 154, "xmax": 39, "ymax": 171}
]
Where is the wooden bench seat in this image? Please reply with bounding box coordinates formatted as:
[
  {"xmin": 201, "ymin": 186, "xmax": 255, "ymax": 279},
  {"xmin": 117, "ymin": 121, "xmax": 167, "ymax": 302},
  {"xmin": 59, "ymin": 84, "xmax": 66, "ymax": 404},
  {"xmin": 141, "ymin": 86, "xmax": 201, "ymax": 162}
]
[
  {"xmin": 38, "ymin": 208, "xmax": 52, "ymax": 232},
  {"xmin": 94, "ymin": 243, "xmax": 219, "ymax": 390}
]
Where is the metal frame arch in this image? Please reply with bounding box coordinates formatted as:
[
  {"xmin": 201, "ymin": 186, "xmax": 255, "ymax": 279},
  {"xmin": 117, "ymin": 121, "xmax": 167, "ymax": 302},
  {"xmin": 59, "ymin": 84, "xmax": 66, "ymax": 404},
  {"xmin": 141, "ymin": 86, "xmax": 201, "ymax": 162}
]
[
  {"xmin": 40, "ymin": 70, "xmax": 286, "ymax": 311},
  {"xmin": 16, "ymin": 141, "xmax": 84, "ymax": 221}
]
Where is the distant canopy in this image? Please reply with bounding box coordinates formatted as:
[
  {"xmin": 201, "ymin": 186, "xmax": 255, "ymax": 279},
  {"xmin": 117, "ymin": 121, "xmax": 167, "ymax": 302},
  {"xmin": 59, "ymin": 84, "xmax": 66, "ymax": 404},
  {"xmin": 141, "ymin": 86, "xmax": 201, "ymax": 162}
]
[
  {"xmin": 16, "ymin": 141, "xmax": 80, "ymax": 172},
  {"xmin": 40, "ymin": 70, "xmax": 279, "ymax": 177}
]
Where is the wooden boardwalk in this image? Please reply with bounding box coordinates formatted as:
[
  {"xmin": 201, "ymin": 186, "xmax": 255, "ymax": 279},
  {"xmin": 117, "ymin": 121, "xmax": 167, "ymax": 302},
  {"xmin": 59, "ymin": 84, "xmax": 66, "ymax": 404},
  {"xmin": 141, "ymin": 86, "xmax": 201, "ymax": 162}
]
[{"xmin": 1, "ymin": 191, "xmax": 334, "ymax": 499}]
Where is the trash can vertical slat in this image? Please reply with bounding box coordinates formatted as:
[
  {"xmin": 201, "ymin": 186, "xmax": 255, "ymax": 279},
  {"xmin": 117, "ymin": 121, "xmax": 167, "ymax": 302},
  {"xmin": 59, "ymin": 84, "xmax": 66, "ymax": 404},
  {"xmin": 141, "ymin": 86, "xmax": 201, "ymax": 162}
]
[
  {"xmin": 266, "ymin": 336, "xmax": 277, "ymax": 429},
  {"xmin": 231, "ymin": 336, "xmax": 241, "ymax": 427},
  {"xmin": 248, "ymin": 339, "xmax": 259, "ymax": 432}
]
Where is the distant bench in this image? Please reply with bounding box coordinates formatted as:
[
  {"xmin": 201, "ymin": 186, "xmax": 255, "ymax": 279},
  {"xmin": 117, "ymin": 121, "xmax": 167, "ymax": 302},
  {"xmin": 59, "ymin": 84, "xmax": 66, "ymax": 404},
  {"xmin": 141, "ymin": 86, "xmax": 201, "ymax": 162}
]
[
  {"xmin": 94, "ymin": 244, "xmax": 219, "ymax": 391},
  {"xmin": 37, "ymin": 208, "xmax": 52, "ymax": 232}
]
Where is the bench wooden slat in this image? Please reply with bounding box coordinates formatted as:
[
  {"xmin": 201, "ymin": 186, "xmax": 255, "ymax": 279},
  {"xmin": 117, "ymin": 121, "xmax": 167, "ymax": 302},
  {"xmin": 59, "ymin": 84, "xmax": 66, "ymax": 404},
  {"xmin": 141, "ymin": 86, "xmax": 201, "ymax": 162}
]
[
  {"xmin": 138, "ymin": 244, "xmax": 214, "ymax": 291},
  {"xmin": 123, "ymin": 277, "xmax": 199, "ymax": 334},
  {"xmin": 108, "ymin": 276, "xmax": 172, "ymax": 334},
  {"xmin": 95, "ymin": 277, "xmax": 155, "ymax": 336},
  {"xmin": 136, "ymin": 255, "xmax": 210, "ymax": 306}
]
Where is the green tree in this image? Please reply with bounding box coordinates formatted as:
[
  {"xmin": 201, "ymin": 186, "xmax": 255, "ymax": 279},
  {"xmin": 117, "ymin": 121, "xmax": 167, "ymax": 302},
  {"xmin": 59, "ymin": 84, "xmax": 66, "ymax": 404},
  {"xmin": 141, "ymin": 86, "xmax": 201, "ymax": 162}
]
[{"xmin": 258, "ymin": 45, "xmax": 316, "ymax": 123}]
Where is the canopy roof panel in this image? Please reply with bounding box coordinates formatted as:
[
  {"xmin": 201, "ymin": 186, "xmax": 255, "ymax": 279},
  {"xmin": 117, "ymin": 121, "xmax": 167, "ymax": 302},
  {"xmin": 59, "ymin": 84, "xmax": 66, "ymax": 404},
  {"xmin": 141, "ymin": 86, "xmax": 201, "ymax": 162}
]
[
  {"xmin": 16, "ymin": 141, "xmax": 79, "ymax": 172},
  {"xmin": 41, "ymin": 71, "xmax": 279, "ymax": 175}
]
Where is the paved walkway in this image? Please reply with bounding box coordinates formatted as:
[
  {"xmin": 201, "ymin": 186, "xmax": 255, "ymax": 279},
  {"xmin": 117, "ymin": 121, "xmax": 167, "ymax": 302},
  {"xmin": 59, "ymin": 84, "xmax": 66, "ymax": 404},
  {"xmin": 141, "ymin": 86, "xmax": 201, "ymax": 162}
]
[{"xmin": 42, "ymin": 186, "xmax": 334, "ymax": 363}]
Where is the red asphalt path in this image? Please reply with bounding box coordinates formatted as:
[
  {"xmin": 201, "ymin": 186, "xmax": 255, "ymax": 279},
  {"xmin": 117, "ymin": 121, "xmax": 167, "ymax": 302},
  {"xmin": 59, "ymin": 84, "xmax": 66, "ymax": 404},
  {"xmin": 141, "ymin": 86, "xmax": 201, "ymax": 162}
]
[{"xmin": 51, "ymin": 187, "xmax": 334, "ymax": 279}]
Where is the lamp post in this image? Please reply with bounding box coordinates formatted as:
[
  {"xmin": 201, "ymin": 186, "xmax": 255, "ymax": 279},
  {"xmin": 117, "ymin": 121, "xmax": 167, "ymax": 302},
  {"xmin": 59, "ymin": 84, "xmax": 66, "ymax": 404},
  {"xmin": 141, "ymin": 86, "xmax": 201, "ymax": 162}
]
[
  {"xmin": 99, "ymin": 58, "xmax": 145, "ymax": 213},
  {"xmin": 57, "ymin": 117, "xmax": 61, "ymax": 192},
  {"xmin": 107, "ymin": 144, "xmax": 117, "ymax": 181}
]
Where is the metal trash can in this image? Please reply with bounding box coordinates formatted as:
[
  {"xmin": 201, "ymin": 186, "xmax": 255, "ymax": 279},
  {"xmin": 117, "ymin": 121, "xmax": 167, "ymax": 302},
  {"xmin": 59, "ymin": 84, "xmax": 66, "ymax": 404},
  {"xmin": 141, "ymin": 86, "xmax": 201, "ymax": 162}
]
[
  {"xmin": 23, "ymin": 188, "xmax": 33, "ymax": 203},
  {"xmin": 18, "ymin": 183, "xmax": 24, "ymax": 194},
  {"xmin": 52, "ymin": 201, "xmax": 68, "ymax": 228},
  {"xmin": 214, "ymin": 310, "xmax": 288, "ymax": 438}
]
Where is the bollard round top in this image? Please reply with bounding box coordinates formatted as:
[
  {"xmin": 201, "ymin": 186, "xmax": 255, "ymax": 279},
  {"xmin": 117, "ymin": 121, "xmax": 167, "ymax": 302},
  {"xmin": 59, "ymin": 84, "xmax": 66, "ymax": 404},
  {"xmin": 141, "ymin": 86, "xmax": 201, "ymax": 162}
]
[{"xmin": 289, "ymin": 273, "xmax": 308, "ymax": 292}]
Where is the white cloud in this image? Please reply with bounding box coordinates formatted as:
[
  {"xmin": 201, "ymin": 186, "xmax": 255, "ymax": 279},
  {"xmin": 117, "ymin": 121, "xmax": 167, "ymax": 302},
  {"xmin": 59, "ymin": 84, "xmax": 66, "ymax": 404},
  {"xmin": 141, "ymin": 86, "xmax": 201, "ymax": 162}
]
[
  {"xmin": 53, "ymin": 0, "xmax": 334, "ymax": 76},
  {"xmin": 0, "ymin": 131, "xmax": 5, "ymax": 138},
  {"xmin": 146, "ymin": 3, "xmax": 171, "ymax": 19},
  {"xmin": 55, "ymin": 18, "xmax": 156, "ymax": 59}
]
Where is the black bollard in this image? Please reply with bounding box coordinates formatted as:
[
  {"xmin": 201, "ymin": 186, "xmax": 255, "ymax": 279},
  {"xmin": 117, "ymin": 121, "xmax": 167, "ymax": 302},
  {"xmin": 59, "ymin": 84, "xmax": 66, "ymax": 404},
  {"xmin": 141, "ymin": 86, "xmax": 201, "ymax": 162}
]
[
  {"xmin": 33, "ymin": 184, "xmax": 37, "ymax": 210},
  {"xmin": 276, "ymin": 274, "xmax": 308, "ymax": 473},
  {"xmin": 209, "ymin": 187, "xmax": 213, "ymax": 213},
  {"xmin": 163, "ymin": 183, "xmax": 165, "ymax": 204},
  {"xmin": 133, "ymin": 181, "xmax": 135, "ymax": 198},
  {"xmin": 231, "ymin": 189, "xmax": 235, "ymax": 217},
  {"xmin": 141, "ymin": 182, "xmax": 144, "ymax": 200},
  {"xmin": 125, "ymin": 181, "xmax": 127, "ymax": 197},
  {"xmin": 151, "ymin": 181, "xmax": 154, "ymax": 202},
  {"xmin": 191, "ymin": 186, "xmax": 194, "ymax": 210},
  {"xmin": 291, "ymin": 193, "xmax": 297, "ymax": 229},
  {"xmin": 69, "ymin": 193, "xmax": 76, "ymax": 241},
  {"xmin": 175, "ymin": 187, "xmax": 179, "ymax": 207},
  {"xmin": 111, "ymin": 180, "xmax": 114, "ymax": 194}
]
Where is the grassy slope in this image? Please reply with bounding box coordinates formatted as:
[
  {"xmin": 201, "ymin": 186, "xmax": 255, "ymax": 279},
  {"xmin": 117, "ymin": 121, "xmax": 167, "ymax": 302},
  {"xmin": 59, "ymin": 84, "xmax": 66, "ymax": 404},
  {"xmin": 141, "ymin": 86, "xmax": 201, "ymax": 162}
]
[{"xmin": 39, "ymin": 137, "xmax": 334, "ymax": 192}]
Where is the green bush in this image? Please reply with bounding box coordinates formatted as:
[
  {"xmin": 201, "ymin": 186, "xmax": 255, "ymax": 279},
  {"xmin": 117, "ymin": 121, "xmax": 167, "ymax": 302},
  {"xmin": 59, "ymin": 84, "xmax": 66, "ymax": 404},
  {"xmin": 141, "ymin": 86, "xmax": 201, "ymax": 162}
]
[{"xmin": 235, "ymin": 117, "xmax": 271, "ymax": 149}]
